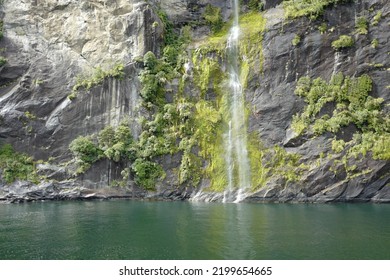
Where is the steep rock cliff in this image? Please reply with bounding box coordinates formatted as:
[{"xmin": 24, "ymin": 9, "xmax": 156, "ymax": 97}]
[
  {"xmin": 0, "ymin": 0, "xmax": 389, "ymax": 203},
  {"xmin": 247, "ymin": 0, "xmax": 390, "ymax": 202},
  {"xmin": 0, "ymin": 0, "xmax": 162, "ymax": 159}
]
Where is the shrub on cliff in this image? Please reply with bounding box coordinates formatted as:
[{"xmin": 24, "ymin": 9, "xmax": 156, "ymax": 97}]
[
  {"xmin": 131, "ymin": 158, "xmax": 165, "ymax": 190},
  {"xmin": 331, "ymin": 35, "xmax": 354, "ymax": 50},
  {"xmin": 284, "ymin": 0, "xmax": 353, "ymax": 20},
  {"xmin": 355, "ymin": 16, "xmax": 368, "ymax": 35},
  {"xmin": 69, "ymin": 136, "xmax": 101, "ymax": 165},
  {"xmin": 0, "ymin": 144, "xmax": 38, "ymax": 183},
  {"xmin": 203, "ymin": 4, "xmax": 223, "ymax": 33}
]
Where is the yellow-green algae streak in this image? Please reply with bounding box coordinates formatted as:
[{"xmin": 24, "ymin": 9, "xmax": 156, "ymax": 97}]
[{"xmin": 190, "ymin": 12, "xmax": 267, "ymax": 192}]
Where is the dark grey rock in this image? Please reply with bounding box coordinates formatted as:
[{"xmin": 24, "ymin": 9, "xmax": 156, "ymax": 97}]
[{"xmin": 372, "ymin": 185, "xmax": 390, "ymax": 203}]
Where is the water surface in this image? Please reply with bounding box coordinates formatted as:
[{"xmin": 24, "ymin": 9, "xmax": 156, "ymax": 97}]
[{"xmin": 0, "ymin": 201, "xmax": 389, "ymax": 259}]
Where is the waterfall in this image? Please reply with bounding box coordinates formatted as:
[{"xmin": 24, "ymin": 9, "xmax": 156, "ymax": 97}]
[
  {"xmin": 224, "ymin": 0, "xmax": 251, "ymax": 203},
  {"xmin": 191, "ymin": 0, "xmax": 251, "ymax": 203}
]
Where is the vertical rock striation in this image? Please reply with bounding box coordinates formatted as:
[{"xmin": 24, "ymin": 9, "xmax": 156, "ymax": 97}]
[{"xmin": 0, "ymin": 0, "xmax": 163, "ymax": 160}]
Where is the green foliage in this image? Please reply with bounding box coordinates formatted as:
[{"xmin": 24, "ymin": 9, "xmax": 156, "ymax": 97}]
[
  {"xmin": 362, "ymin": 133, "xmax": 390, "ymax": 160},
  {"xmin": 195, "ymin": 11, "xmax": 266, "ymax": 68},
  {"xmin": 0, "ymin": 20, "xmax": 3, "ymax": 39},
  {"xmin": 192, "ymin": 100, "xmax": 226, "ymax": 191},
  {"xmin": 139, "ymin": 10, "xmax": 191, "ymax": 106},
  {"xmin": 372, "ymin": 11, "xmax": 382, "ymax": 26},
  {"xmin": 110, "ymin": 179, "xmax": 127, "ymax": 188},
  {"xmin": 139, "ymin": 52, "xmax": 168, "ymax": 107},
  {"xmin": 131, "ymin": 158, "xmax": 165, "ymax": 190},
  {"xmin": 268, "ymin": 145, "xmax": 305, "ymax": 182},
  {"xmin": 139, "ymin": 42, "xmax": 189, "ymax": 108},
  {"xmin": 69, "ymin": 119, "xmax": 168, "ymax": 189},
  {"xmin": 332, "ymin": 139, "xmax": 345, "ymax": 153},
  {"xmin": 98, "ymin": 126, "xmax": 116, "ymax": 150},
  {"xmin": 137, "ymin": 131, "xmax": 174, "ymax": 159},
  {"xmin": 69, "ymin": 136, "xmax": 101, "ymax": 167},
  {"xmin": 67, "ymin": 92, "xmax": 77, "ymax": 101},
  {"xmin": 134, "ymin": 13, "xmax": 198, "ymax": 189},
  {"xmin": 73, "ymin": 63, "xmax": 125, "ymax": 92},
  {"xmin": 103, "ymin": 127, "xmax": 133, "ymax": 162},
  {"xmin": 163, "ymin": 45, "xmax": 178, "ymax": 67},
  {"xmin": 178, "ymin": 139, "xmax": 202, "ymax": 187},
  {"xmin": 248, "ymin": 0, "xmax": 264, "ymax": 11},
  {"xmin": 239, "ymin": 12, "xmax": 266, "ymax": 75},
  {"xmin": 143, "ymin": 51, "xmax": 158, "ymax": 70},
  {"xmin": 115, "ymin": 123, "xmax": 133, "ymax": 145},
  {"xmin": 138, "ymin": 100, "xmax": 199, "ymax": 188},
  {"xmin": 292, "ymin": 34, "xmax": 301, "ymax": 46},
  {"xmin": 104, "ymin": 142, "xmax": 125, "ymax": 162},
  {"xmin": 283, "ymin": 0, "xmax": 351, "ymax": 20},
  {"xmin": 74, "ymin": 99, "xmax": 197, "ymax": 189},
  {"xmin": 248, "ymin": 133, "xmax": 268, "ymax": 190},
  {"xmin": 194, "ymin": 100, "xmax": 222, "ymax": 153},
  {"xmin": 156, "ymin": 8, "xmax": 192, "ymax": 49},
  {"xmin": 136, "ymin": 102, "xmax": 191, "ymax": 159},
  {"xmin": 295, "ymin": 76, "xmax": 311, "ymax": 96},
  {"xmin": 0, "ymin": 56, "xmax": 6, "ymax": 67},
  {"xmin": 192, "ymin": 55, "xmax": 223, "ymax": 97},
  {"xmin": 69, "ymin": 136, "xmax": 102, "ymax": 174},
  {"xmin": 331, "ymin": 35, "xmax": 354, "ymax": 50},
  {"xmin": 156, "ymin": 9, "xmax": 177, "ymax": 46},
  {"xmin": 291, "ymin": 115, "xmax": 307, "ymax": 136},
  {"xmin": 0, "ymin": 144, "xmax": 39, "ymax": 184},
  {"xmin": 24, "ymin": 111, "xmax": 36, "ymax": 120},
  {"xmin": 355, "ymin": 16, "xmax": 368, "ymax": 35},
  {"xmin": 318, "ymin": 22, "xmax": 328, "ymax": 34},
  {"xmin": 99, "ymin": 122, "xmax": 136, "ymax": 162},
  {"xmin": 293, "ymin": 73, "xmax": 376, "ymax": 135},
  {"xmin": 195, "ymin": 12, "xmax": 266, "ymax": 89},
  {"xmin": 291, "ymin": 73, "xmax": 390, "ymax": 160},
  {"xmin": 152, "ymin": 101, "xmax": 201, "ymax": 187},
  {"xmin": 203, "ymin": 4, "xmax": 223, "ymax": 33},
  {"xmin": 371, "ymin": 38, "xmax": 379, "ymax": 49}
]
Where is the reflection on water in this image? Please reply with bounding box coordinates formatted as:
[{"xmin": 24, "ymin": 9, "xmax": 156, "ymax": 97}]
[{"xmin": 0, "ymin": 201, "xmax": 389, "ymax": 259}]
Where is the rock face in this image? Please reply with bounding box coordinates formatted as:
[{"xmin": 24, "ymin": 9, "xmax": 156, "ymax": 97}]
[
  {"xmin": 244, "ymin": 0, "xmax": 390, "ymax": 203},
  {"xmin": 0, "ymin": 180, "xmax": 148, "ymax": 203},
  {"xmin": 0, "ymin": 0, "xmax": 389, "ymax": 203},
  {"xmin": 0, "ymin": 0, "xmax": 162, "ymax": 159}
]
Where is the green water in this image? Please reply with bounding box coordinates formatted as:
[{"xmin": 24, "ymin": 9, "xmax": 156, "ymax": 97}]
[{"xmin": 0, "ymin": 200, "xmax": 389, "ymax": 259}]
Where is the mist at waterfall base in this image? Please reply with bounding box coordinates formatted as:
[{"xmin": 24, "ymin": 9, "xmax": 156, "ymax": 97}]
[{"xmin": 1, "ymin": 201, "xmax": 389, "ymax": 260}]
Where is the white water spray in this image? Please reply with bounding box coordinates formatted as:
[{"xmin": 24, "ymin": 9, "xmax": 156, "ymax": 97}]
[
  {"xmin": 191, "ymin": 0, "xmax": 251, "ymax": 203},
  {"xmin": 223, "ymin": 0, "xmax": 251, "ymax": 203}
]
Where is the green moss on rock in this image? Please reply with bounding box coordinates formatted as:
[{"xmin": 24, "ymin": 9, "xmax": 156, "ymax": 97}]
[{"xmin": 291, "ymin": 73, "xmax": 390, "ymax": 161}]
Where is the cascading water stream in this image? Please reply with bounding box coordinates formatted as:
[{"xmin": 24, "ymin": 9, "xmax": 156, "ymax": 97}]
[
  {"xmin": 191, "ymin": 0, "xmax": 251, "ymax": 203},
  {"xmin": 223, "ymin": 0, "xmax": 251, "ymax": 203}
]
